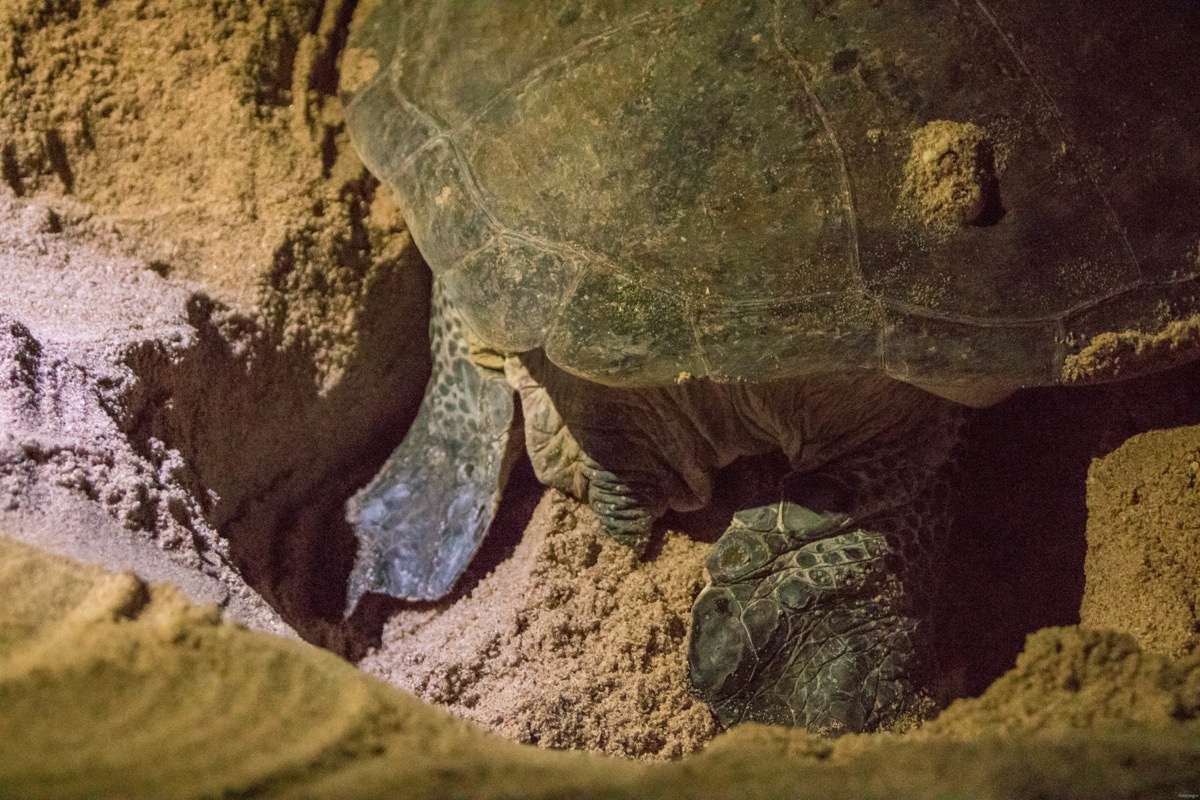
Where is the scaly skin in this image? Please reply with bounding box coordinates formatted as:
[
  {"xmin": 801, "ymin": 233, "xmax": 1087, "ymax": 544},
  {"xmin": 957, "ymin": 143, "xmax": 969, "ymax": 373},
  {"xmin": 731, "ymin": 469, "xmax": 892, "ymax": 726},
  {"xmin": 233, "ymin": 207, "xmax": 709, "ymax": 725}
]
[
  {"xmin": 507, "ymin": 348, "xmax": 959, "ymax": 732},
  {"xmin": 689, "ymin": 496, "xmax": 938, "ymax": 732},
  {"xmin": 348, "ymin": 286, "xmax": 958, "ymax": 730},
  {"xmin": 344, "ymin": 280, "xmax": 516, "ymax": 610}
]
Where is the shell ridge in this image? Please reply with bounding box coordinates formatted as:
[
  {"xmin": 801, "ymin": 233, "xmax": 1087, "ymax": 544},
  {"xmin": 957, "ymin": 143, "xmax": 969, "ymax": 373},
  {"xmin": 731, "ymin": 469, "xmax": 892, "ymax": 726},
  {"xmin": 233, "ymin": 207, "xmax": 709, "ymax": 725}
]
[
  {"xmin": 444, "ymin": 135, "xmax": 505, "ymax": 237},
  {"xmin": 969, "ymin": 0, "xmax": 1142, "ymax": 278},
  {"xmin": 445, "ymin": 232, "xmax": 502, "ymax": 279},
  {"xmin": 453, "ymin": 7, "xmax": 694, "ymax": 143},
  {"xmin": 346, "ymin": 67, "xmax": 449, "ymax": 191},
  {"xmin": 771, "ymin": 0, "xmax": 865, "ymax": 296},
  {"xmin": 395, "ymin": 6, "xmax": 693, "ymax": 179},
  {"xmin": 541, "ymin": 261, "xmax": 590, "ymax": 352},
  {"xmin": 686, "ymin": 303, "xmax": 716, "ymax": 379},
  {"xmin": 1051, "ymin": 317, "xmax": 1069, "ymax": 384},
  {"xmin": 718, "ymin": 290, "xmax": 871, "ymax": 314},
  {"xmin": 876, "ymin": 271, "xmax": 1200, "ymax": 330},
  {"xmin": 437, "ymin": 146, "xmax": 692, "ymax": 351},
  {"xmin": 871, "ymin": 296, "xmax": 890, "ymax": 374},
  {"xmin": 434, "ymin": 116, "xmax": 701, "ymax": 355},
  {"xmin": 381, "ymin": 85, "xmax": 452, "ymax": 176}
]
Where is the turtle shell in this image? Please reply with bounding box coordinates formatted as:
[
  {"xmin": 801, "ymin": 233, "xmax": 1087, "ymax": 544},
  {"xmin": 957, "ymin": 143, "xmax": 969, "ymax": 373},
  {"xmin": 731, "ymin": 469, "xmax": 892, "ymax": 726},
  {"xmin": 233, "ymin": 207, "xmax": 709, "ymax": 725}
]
[{"xmin": 341, "ymin": 0, "xmax": 1200, "ymax": 390}]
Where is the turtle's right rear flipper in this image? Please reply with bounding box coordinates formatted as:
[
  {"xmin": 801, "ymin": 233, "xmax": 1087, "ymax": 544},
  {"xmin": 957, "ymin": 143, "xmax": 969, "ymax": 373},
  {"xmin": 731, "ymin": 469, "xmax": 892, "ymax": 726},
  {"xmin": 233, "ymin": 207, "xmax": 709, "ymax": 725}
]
[{"xmin": 345, "ymin": 280, "xmax": 516, "ymax": 615}]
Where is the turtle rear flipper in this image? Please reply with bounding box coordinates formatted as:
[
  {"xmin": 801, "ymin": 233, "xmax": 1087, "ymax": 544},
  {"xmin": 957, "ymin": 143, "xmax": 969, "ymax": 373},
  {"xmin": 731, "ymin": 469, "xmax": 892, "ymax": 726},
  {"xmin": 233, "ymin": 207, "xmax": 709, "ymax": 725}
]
[
  {"xmin": 688, "ymin": 394, "xmax": 959, "ymax": 733},
  {"xmin": 345, "ymin": 280, "xmax": 517, "ymax": 615},
  {"xmin": 688, "ymin": 502, "xmax": 934, "ymax": 732}
]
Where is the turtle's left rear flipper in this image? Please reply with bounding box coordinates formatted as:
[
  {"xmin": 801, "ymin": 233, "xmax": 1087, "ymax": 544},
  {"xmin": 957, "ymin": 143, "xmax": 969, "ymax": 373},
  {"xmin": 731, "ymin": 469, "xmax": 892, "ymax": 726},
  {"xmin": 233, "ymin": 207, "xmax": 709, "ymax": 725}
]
[{"xmin": 345, "ymin": 281, "xmax": 516, "ymax": 615}]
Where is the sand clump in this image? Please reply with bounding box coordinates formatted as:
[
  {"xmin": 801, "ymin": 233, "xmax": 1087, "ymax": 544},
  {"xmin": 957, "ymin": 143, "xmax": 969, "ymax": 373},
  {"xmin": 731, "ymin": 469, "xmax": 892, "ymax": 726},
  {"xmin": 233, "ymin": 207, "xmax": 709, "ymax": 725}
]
[
  {"xmin": 0, "ymin": 534, "xmax": 599, "ymax": 800},
  {"xmin": 917, "ymin": 626, "xmax": 1200, "ymax": 738},
  {"xmin": 0, "ymin": 0, "xmax": 411, "ymax": 388},
  {"xmin": 1081, "ymin": 424, "xmax": 1200, "ymax": 658},
  {"xmin": 361, "ymin": 491, "xmax": 719, "ymax": 761},
  {"xmin": 902, "ymin": 119, "xmax": 1003, "ymax": 232},
  {"xmin": 0, "ymin": 186, "xmax": 299, "ymax": 634},
  {"xmin": 1063, "ymin": 315, "xmax": 1200, "ymax": 385}
]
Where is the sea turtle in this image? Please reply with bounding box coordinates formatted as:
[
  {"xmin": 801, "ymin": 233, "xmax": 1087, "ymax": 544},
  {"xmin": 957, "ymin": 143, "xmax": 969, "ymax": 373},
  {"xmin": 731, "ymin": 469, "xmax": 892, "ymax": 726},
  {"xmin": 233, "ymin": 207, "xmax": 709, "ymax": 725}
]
[{"xmin": 338, "ymin": 0, "xmax": 1200, "ymax": 733}]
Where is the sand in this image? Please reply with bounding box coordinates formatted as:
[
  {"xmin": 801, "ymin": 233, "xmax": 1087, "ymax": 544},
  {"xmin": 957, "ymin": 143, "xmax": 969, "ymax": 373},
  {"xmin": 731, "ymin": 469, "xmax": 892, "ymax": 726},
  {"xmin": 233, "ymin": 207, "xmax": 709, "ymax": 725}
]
[
  {"xmin": 2, "ymin": 0, "xmax": 1200, "ymax": 796},
  {"xmin": 2, "ymin": 535, "xmax": 1198, "ymax": 798},
  {"xmin": 1082, "ymin": 424, "xmax": 1200, "ymax": 658},
  {"xmin": 361, "ymin": 491, "xmax": 719, "ymax": 760},
  {"xmin": 1, "ymin": 0, "xmax": 433, "ymax": 655}
]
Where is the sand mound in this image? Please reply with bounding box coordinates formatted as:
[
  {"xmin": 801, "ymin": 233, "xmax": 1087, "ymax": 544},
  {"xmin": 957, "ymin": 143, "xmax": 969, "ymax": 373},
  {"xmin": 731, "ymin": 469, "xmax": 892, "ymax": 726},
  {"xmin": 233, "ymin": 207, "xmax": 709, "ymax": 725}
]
[
  {"xmin": 1082, "ymin": 424, "xmax": 1200, "ymax": 658},
  {"xmin": 4, "ymin": 536, "xmax": 1199, "ymax": 799},
  {"xmin": 362, "ymin": 491, "xmax": 718, "ymax": 760}
]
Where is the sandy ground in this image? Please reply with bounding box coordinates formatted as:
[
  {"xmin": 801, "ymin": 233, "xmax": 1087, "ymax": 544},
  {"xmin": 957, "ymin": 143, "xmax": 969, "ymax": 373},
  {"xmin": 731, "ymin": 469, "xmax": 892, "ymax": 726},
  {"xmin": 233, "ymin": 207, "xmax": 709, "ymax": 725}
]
[
  {"xmin": 1, "ymin": 0, "xmax": 1199, "ymax": 796},
  {"xmin": 1, "ymin": 534, "xmax": 1198, "ymax": 798},
  {"xmin": 360, "ymin": 490, "xmax": 720, "ymax": 760}
]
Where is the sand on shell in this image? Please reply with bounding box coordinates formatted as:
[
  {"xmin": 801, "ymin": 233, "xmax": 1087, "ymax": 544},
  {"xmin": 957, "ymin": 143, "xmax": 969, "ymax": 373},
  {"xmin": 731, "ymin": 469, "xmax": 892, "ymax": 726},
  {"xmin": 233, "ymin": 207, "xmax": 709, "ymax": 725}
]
[{"xmin": 1, "ymin": 0, "xmax": 1200, "ymax": 795}]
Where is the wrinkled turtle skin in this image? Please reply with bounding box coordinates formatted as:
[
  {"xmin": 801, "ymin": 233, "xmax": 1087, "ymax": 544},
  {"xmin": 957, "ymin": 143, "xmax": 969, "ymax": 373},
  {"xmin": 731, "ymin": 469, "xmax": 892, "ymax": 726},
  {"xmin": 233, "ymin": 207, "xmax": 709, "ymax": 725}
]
[{"xmin": 340, "ymin": 0, "xmax": 1200, "ymax": 733}]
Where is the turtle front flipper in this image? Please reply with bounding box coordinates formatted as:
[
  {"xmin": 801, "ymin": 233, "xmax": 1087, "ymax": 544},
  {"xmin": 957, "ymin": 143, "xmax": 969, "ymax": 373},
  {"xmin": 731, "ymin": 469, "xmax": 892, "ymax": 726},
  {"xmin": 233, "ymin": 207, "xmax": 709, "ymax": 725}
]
[{"xmin": 344, "ymin": 280, "xmax": 517, "ymax": 615}]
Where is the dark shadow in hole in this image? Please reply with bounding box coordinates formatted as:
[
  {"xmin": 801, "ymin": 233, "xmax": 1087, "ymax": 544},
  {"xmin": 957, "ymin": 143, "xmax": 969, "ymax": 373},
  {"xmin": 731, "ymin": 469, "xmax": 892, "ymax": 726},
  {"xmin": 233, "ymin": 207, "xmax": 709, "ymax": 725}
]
[
  {"xmin": 657, "ymin": 357, "xmax": 1200, "ymax": 707},
  {"xmin": 43, "ymin": 129, "xmax": 73, "ymax": 193},
  {"xmin": 121, "ymin": 219, "xmax": 433, "ymax": 660},
  {"xmin": 309, "ymin": 0, "xmax": 359, "ymax": 98},
  {"xmin": 2, "ymin": 142, "xmax": 24, "ymax": 196},
  {"xmin": 969, "ymin": 142, "xmax": 1006, "ymax": 227},
  {"xmin": 450, "ymin": 439, "xmax": 542, "ymax": 595},
  {"xmin": 939, "ymin": 356, "xmax": 1200, "ymax": 698},
  {"xmin": 320, "ymin": 125, "xmax": 340, "ymax": 179},
  {"xmin": 146, "ymin": 260, "xmax": 172, "ymax": 277},
  {"xmin": 831, "ymin": 48, "xmax": 859, "ymax": 74},
  {"xmin": 663, "ymin": 450, "xmax": 790, "ymax": 545}
]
